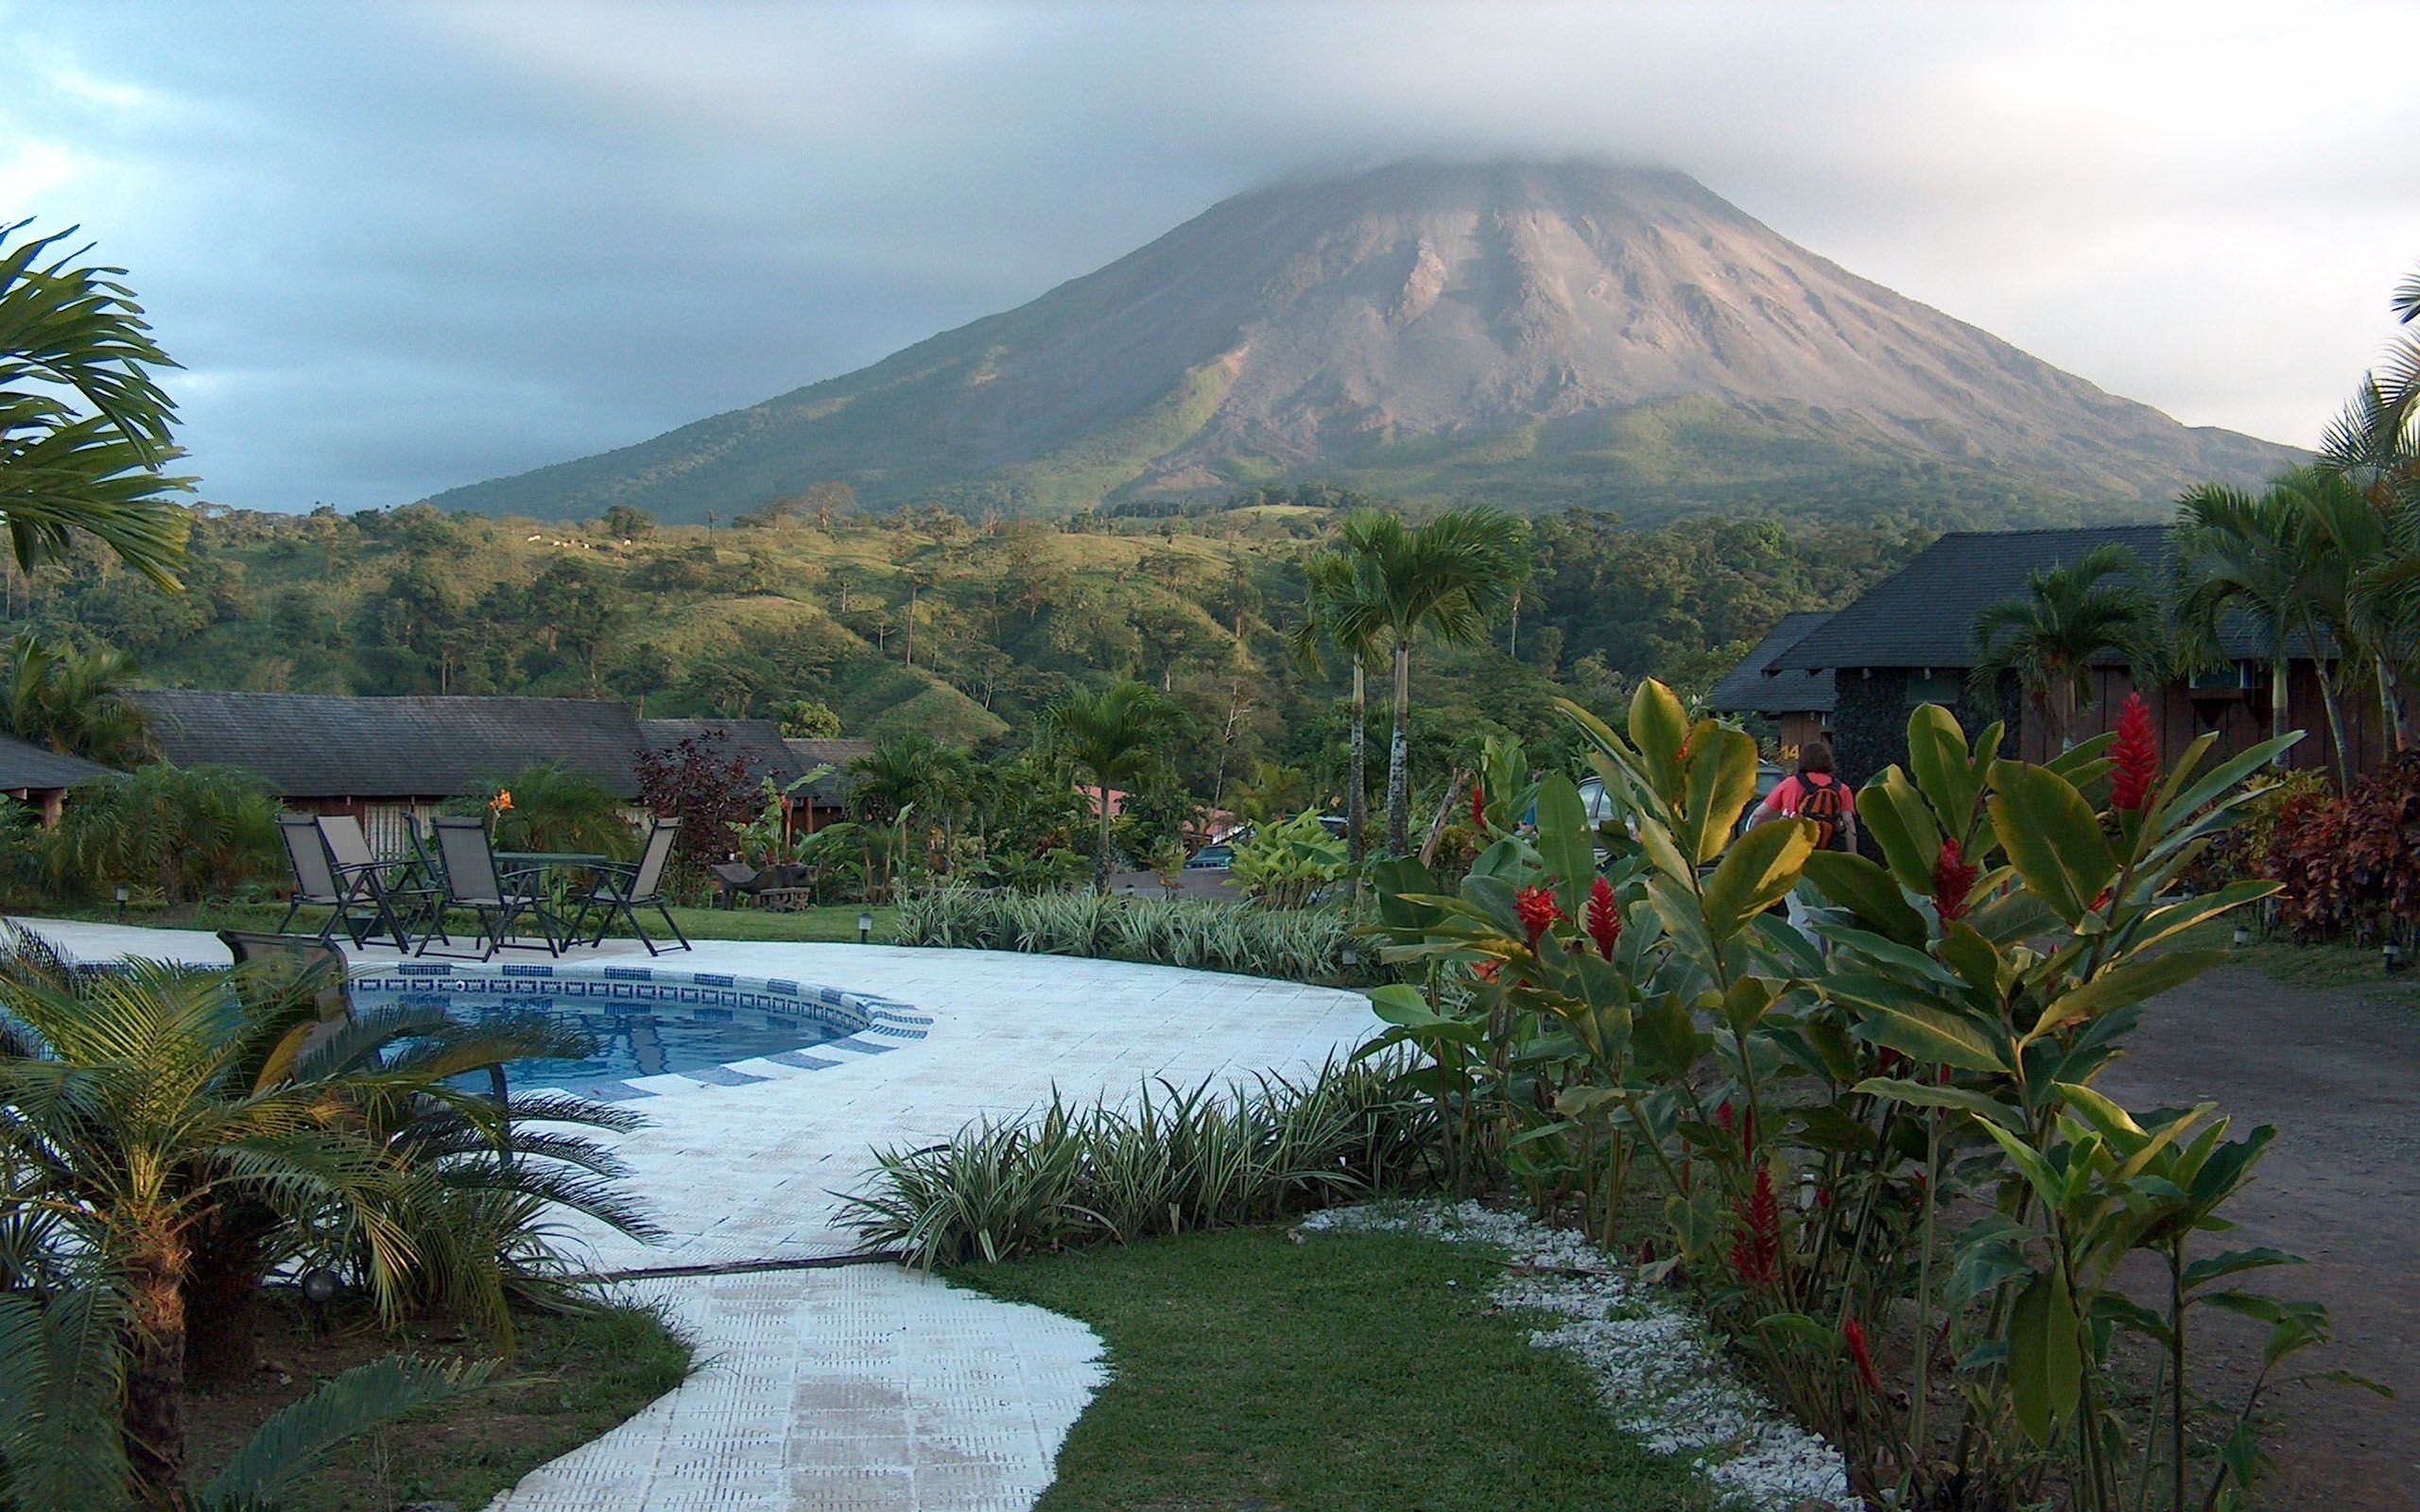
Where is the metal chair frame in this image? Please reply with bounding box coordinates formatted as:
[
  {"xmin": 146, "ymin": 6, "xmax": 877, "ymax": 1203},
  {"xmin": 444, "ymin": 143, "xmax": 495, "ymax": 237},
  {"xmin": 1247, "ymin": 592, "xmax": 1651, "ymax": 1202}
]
[
  {"xmin": 418, "ymin": 816, "xmax": 562, "ymax": 962},
  {"xmin": 574, "ymin": 817, "xmax": 692, "ymax": 955}
]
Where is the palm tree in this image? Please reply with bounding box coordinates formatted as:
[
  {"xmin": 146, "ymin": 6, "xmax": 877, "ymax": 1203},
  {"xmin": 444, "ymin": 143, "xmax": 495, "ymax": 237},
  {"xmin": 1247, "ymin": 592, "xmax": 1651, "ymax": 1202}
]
[
  {"xmin": 1042, "ymin": 680, "xmax": 1178, "ymax": 891},
  {"xmin": 0, "ymin": 630, "xmax": 153, "ymax": 764},
  {"xmin": 2172, "ymin": 472, "xmax": 2349, "ymax": 777},
  {"xmin": 0, "ymin": 936, "xmax": 650, "ymax": 1498},
  {"xmin": 2316, "ymin": 262, "xmax": 2420, "ymax": 752},
  {"xmin": 1286, "ymin": 551, "xmax": 1387, "ymax": 866},
  {"xmin": 1967, "ymin": 542, "xmax": 2158, "ymax": 749},
  {"xmin": 0, "ymin": 221, "xmax": 191, "ymax": 588},
  {"xmin": 848, "ymin": 733, "xmax": 971, "ymax": 887},
  {"xmin": 1330, "ymin": 508, "xmax": 1528, "ymax": 854}
]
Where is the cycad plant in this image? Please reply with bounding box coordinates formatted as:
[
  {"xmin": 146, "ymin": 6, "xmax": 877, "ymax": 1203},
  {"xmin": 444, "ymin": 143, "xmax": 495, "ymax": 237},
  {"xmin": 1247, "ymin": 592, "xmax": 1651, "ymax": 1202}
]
[
  {"xmin": 0, "ymin": 220, "xmax": 191, "ymax": 588},
  {"xmin": 1967, "ymin": 541, "xmax": 2158, "ymax": 748},
  {"xmin": 0, "ymin": 933, "xmax": 654, "ymax": 1501}
]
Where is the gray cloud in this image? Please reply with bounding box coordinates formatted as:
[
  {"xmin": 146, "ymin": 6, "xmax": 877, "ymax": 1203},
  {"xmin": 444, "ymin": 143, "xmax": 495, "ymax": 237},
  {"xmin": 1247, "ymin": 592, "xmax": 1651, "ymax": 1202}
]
[{"xmin": 4, "ymin": 0, "xmax": 2414, "ymax": 511}]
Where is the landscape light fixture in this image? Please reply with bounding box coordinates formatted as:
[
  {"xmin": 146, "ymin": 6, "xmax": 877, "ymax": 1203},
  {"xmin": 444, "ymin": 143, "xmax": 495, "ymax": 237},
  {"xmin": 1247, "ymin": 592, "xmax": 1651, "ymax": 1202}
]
[
  {"xmin": 300, "ymin": 1264, "xmax": 342, "ymax": 1333},
  {"xmin": 2232, "ymin": 922, "xmax": 2250, "ymax": 949},
  {"xmin": 114, "ymin": 884, "xmax": 129, "ymax": 921},
  {"xmin": 857, "ymin": 909, "xmax": 873, "ymax": 945},
  {"xmin": 2387, "ymin": 935, "xmax": 2406, "ymax": 976},
  {"xmin": 1340, "ymin": 940, "xmax": 1359, "ymax": 971}
]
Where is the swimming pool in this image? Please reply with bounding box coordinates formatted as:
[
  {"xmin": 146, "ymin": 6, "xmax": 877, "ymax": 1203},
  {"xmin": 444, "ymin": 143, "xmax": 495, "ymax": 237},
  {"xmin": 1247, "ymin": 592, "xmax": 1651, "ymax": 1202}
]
[{"xmin": 346, "ymin": 963, "xmax": 929, "ymax": 1099}]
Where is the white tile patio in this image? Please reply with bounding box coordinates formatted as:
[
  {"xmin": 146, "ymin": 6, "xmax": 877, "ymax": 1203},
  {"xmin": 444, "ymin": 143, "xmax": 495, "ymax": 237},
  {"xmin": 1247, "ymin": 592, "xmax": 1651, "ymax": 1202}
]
[{"xmin": 6, "ymin": 918, "xmax": 1379, "ymax": 1511}]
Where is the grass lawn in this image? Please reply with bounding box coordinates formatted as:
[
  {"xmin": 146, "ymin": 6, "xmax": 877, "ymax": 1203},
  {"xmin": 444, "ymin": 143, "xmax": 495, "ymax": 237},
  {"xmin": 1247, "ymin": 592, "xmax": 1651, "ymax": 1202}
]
[
  {"xmin": 25, "ymin": 898, "xmax": 900, "ymax": 946},
  {"xmin": 185, "ymin": 1297, "xmax": 690, "ymax": 1512},
  {"xmin": 954, "ymin": 1226, "xmax": 1715, "ymax": 1512},
  {"xmin": 2172, "ymin": 916, "xmax": 2415, "ymax": 992}
]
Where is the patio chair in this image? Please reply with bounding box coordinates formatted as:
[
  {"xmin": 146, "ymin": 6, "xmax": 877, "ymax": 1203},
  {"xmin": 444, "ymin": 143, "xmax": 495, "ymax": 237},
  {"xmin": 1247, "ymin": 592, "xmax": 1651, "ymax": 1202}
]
[
  {"xmin": 422, "ymin": 816, "xmax": 562, "ymax": 961},
  {"xmin": 274, "ymin": 815, "xmax": 382, "ymax": 948},
  {"xmin": 314, "ymin": 814, "xmax": 423, "ymax": 953},
  {"xmin": 573, "ymin": 816, "xmax": 691, "ymax": 955}
]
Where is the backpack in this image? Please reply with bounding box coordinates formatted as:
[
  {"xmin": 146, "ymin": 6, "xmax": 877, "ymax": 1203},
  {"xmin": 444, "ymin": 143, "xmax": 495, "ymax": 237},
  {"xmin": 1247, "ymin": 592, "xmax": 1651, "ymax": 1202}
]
[{"xmin": 1797, "ymin": 776, "xmax": 1849, "ymax": 851}]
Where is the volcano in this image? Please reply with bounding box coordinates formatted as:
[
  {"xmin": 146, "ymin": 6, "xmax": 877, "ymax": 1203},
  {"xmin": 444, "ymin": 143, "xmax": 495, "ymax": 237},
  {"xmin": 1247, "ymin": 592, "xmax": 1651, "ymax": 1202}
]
[{"xmin": 424, "ymin": 159, "xmax": 2299, "ymax": 525}]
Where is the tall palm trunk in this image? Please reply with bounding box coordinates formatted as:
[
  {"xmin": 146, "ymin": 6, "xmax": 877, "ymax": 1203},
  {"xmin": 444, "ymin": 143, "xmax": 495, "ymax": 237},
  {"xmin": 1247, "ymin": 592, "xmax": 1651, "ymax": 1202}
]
[
  {"xmin": 2270, "ymin": 650, "xmax": 2292, "ymax": 765},
  {"xmin": 2378, "ymin": 658, "xmax": 2409, "ymax": 755},
  {"xmin": 1094, "ymin": 781, "xmax": 1113, "ymax": 893},
  {"xmin": 2314, "ymin": 661, "xmax": 2356, "ymax": 788},
  {"xmin": 1386, "ymin": 640, "xmax": 1411, "ymax": 855},
  {"xmin": 124, "ymin": 1239, "xmax": 190, "ymax": 1500},
  {"xmin": 1346, "ymin": 661, "xmax": 1367, "ymax": 867}
]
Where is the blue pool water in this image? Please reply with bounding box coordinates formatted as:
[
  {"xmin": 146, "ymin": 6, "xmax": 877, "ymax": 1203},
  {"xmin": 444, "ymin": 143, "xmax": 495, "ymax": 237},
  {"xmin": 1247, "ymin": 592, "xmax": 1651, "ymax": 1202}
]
[{"xmin": 349, "ymin": 979, "xmax": 856, "ymax": 1089}]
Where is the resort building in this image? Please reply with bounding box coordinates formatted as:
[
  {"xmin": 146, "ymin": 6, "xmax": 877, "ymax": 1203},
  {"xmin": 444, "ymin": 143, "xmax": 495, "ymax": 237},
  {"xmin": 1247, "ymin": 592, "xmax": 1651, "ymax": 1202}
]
[
  {"xmin": 1704, "ymin": 610, "xmax": 1837, "ymax": 752},
  {"xmin": 1765, "ymin": 525, "xmax": 2394, "ymax": 785},
  {"xmin": 0, "ymin": 732, "xmax": 113, "ymax": 827}
]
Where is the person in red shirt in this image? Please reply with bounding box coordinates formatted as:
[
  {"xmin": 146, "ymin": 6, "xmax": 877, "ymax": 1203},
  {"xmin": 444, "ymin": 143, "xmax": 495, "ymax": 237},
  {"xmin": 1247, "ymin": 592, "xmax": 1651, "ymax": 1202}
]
[{"xmin": 1753, "ymin": 741, "xmax": 1856, "ymax": 851}]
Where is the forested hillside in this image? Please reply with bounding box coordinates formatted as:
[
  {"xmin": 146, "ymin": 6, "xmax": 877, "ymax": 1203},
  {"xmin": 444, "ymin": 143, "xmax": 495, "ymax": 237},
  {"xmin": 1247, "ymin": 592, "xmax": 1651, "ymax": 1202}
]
[{"xmin": 2, "ymin": 492, "xmax": 1925, "ymax": 803}]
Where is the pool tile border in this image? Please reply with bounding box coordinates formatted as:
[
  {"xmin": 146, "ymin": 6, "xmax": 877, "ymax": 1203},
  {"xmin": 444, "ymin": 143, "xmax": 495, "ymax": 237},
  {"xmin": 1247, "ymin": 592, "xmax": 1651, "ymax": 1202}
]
[{"xmin": 346, "ymin": 959, "xmax": 929, "ymax": 1100}]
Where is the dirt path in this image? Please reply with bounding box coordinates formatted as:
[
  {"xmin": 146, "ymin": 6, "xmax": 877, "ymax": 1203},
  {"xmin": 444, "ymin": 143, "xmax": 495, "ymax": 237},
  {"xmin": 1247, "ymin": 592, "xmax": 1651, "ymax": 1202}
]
[{"xmin": 2095, "ymin": 966, "xmax": 2418, "ymax": 1510}]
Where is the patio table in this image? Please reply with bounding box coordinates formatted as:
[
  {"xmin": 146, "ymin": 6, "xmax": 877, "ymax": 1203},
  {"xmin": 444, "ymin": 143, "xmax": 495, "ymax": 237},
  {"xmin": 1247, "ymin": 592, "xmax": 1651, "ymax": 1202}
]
[{"xmin": 492, "ymin": 851, "xmax": 617, "ymax": 946}]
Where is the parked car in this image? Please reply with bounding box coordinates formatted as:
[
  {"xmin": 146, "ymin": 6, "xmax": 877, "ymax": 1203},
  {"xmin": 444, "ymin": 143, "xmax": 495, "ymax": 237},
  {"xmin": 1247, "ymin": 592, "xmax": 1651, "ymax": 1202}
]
[{"xmin": 1185, "ymin": 842, "xmax": 1235, "ymax": 869}]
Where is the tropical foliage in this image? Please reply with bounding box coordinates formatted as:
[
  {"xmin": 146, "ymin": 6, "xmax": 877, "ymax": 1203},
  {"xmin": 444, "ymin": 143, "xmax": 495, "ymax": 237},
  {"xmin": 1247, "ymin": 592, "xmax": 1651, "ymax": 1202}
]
[
  {"xmin": 43, "ymin": 764, "xmax": 280, "ymax": 904},
  {"xmin": 1309, "ymin": 508, "xmax": 1529, "ymax": 855},
  {"xmin": 2264, "ymin": 754, "xmax": 2420, "ymax": 944},
  {"xmin": 1042, "ymin": 679, "xmax": 1180, "ymax": 891},
  {"xmin": 0, "ymin": 221, "xmax": 190, "ymax": 589},
  {"xmin": 894, "ymin": 887, "xmax": 1362, "ymax": 984},
  {"xmin": 1359, "ymin": 679, "xmax": 2372, "ymax": 1509},
  {"xmin": 0, "ymin": 933, "xmax": 658, "ymax": 1504},
  {"xmin": 0, "ymin": 629, "xmax": 151, "ymax": 763},
  {"xmin": 1229, "ymin": 808, "xmax": 1346, "ymax": 909},
  {"xmin": 1968, "ymin": 541, "xmax": 2159, "ymax": 747},
  {"xmin": 841, "ymin": 1055, "xmax": 1431, "ymax": 1266},
  {"xmin": 443, "ymin": 760, "xmax": 637, "ymax": 860}
]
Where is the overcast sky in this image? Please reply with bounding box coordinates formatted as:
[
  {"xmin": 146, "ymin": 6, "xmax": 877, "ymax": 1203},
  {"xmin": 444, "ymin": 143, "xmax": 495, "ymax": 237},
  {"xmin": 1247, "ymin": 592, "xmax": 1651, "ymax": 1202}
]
[{"xmin": 6, "ymin": 0, "xmax": 2416, "ymax": 512}]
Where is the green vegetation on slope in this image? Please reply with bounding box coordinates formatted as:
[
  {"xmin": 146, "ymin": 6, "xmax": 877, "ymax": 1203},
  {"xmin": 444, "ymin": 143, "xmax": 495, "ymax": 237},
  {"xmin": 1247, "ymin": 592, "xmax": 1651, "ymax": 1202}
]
[
  {"xmin": 954, "ymin": 1227, "xmax": 1715, "ymax": 1511},
  {"xmin": 5, "ymin": 496, "xmax": 1926, "ymax": 805}
]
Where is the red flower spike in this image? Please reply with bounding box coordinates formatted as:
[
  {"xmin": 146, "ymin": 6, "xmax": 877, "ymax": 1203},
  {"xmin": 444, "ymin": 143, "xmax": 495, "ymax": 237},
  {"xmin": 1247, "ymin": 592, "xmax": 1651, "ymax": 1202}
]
[
  {"xmin": 1470, "ymin": 783, "xmax": 1487, "ymax": 829},
  {"xmin": 1716, "ymin": 1100, "xmax": 1736, "ymax": 1134},
  {"xmin": 2110, "ymin": 692, "xmax": 2158, "ymax": 813},
  {"xmin": 1582, "ymin": 875, "xmax": 1623, "ymax": 959},
  {"xmin": 1727, "ymin": 1164, "xmax": 1782, "ymax": 1290},
  {"xmin": 1473, "ymin": 958, "xmax": 1501, "ymax": 984},
  {"xmin": 1514, "ymin": 885, "xmax": 1564, "ymax": 950},
  {"xmin": 1843, "ymin": 1315, "xmax": 1884, "ymax": 1395},
  {"xmin": 2091, "ymin": 885, "xmax": 2113, "ymax": 913},
  {"xmin": 1931, "ymin": 838, "xmax": 1979, "ymax": 924}
]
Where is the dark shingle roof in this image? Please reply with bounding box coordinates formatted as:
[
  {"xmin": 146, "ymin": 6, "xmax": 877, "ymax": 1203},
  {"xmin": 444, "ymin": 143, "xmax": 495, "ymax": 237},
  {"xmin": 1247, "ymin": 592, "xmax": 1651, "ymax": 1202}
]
[
  {"xmin": 641, "ymin": 719, "xmax": 829, "ymax": 794},
  {"xmin": 1706, "ymin": 612, "xmax": 1837, "ymax": 714},
  {"xmin": 0, "ymin": 732, "xmax": 113, "ymax": 794},
  {"xmin": 128, "ymin": 692, "xmax": 646, "ymax": 799},
  {"xmin": 1773, "ymin": 526, "xmax": 2297, "ymax": 672},
  {"xmin": 782, "ymin": 737, "xmax": 875, "ymax": 804}
]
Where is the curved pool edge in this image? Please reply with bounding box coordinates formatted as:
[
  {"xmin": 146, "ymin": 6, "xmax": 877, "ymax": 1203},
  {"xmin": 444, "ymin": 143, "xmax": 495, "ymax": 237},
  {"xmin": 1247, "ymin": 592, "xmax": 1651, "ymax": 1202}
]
[{"xmin": 346, "ymin": 957, "xmax": 933, "ymax": 1101}]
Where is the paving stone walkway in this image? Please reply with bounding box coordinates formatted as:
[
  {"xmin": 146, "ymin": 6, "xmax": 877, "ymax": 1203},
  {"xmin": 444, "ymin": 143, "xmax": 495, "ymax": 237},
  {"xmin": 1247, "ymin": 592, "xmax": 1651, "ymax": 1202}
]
[{"xmin": 10, "ymin": 919, "xmax": 1377, "ymax": 1511}]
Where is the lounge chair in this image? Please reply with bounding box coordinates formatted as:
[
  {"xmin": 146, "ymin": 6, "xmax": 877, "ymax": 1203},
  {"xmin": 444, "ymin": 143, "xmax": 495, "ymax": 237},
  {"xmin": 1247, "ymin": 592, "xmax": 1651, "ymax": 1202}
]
[
  {"xmin": 275, "ymin": 815, "xmax": 384, "ymax": 948},
  {"xmin": 315, "ymin": 814, "xmax": 423, "ymax": 953},
  {"xmin": 573, "ymin": 816, "xmax": 691, "ymax": 955},
  {"xmin": 422, "ymin": 816, "xmax": 562, "ymax": 961}
]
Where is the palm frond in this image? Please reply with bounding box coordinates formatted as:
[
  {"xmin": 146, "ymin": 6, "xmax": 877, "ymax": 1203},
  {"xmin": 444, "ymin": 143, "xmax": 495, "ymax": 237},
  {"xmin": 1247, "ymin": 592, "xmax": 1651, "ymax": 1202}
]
[{"xmin": 193, "ymin": 1354, "xmax": 497, "ymax": 1512}]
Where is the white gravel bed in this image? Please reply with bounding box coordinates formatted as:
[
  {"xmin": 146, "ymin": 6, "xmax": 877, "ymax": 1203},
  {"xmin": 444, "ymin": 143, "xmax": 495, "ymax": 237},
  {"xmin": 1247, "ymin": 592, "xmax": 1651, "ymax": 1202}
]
[{"xmin": 1298, "ymin": 1199, "xmax": 1862, "ymax": 1512}]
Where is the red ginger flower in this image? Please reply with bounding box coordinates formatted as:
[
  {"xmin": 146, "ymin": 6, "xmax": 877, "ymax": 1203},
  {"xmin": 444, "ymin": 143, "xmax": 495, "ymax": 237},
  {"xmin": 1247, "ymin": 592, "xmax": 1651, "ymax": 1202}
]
[
  {"xmin": 1582, "ymin": 875, "xmax": 1622, "ymax": 959},
  {"xmin": 1514, "ymin": 885, "xmax": 1563, "ymax": 949},
  {"xmin": 1843, "ymin": 1315, "xmax": 1884, "ymax": 1395},
  {"xmin": 1470, "ymin": 783, "xmax": 1487, "ymax": 828},
  {"xmin": 2110, "ymin": 691, "xmax": 2158, "ymax": 812},
  {"xmin": 1931, "ymin": 838, "xmax": 1979, "ymax": 924},
  {"xmin": 1728, "ymin": 1164, "xmax": 1781, "ymax": 1290}
]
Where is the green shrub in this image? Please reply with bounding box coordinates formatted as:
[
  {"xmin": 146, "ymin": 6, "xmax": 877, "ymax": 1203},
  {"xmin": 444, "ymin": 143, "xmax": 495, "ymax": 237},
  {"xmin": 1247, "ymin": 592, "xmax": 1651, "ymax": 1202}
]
[
  {"xmin": 840, "ymin": 1054, "xmax": 1434, "ymax": 1266},
  {"xmin": 442, "ymin": 761, "xmax": 638, "ymax": 860},
  {"xmin": 43, "ymin": 764, "xmax": 281, "ymax": 904},
  {"xmin": 895, "ymin": 886, "xmax": 1363, "ymax": 983},
  {"xmin": 1230, "ymin": 808, "xmax": 1345, "ymax": 908}
]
